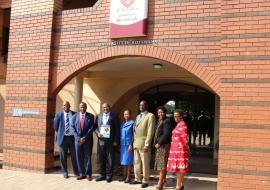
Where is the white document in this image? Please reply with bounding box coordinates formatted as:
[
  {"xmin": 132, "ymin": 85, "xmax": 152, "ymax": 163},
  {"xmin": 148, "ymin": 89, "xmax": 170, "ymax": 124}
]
[{"xmin": 100, "ymin": 124, "xmax": 110, "ymax": 138}]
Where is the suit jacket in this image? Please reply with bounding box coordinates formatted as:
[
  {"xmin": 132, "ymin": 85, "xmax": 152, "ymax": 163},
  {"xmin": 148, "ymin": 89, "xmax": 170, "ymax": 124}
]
[
  {"xmin": 95, "ymin": 112, "xmax": 119, "ymax": 146},
  {"xmin": 71, "ymin": 112, "xmax": 95, "ymax": 144},
  {"xmin": 133, "ymin": 112, "xmax": 156, "ymax": 149},
  {"xmin": 154, "ymin": 118, "xmax": 172, "ymax": 146},
  {"xmin": 53, "ymin": 111, "xmax": 76, "ymax": 146}
]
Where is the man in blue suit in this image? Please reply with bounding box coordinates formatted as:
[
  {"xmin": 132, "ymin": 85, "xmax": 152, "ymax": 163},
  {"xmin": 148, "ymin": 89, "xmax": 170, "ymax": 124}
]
[
  {"xmin": 95, "ymin": 103, "xmax": 119, "ymax": 183},
  {"xmin": 53, "ymin": 101, "xmax": 78, "ymax": 178},
  {"xmin": 71, "ymin": 102, "xmax": 95, "ymax": 180}
]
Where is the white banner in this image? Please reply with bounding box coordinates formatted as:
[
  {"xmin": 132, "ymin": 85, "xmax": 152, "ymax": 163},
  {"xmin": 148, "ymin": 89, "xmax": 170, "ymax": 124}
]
[{"xmin": 109, "ymin": 0, "xmax": 148, "ymax": 38}]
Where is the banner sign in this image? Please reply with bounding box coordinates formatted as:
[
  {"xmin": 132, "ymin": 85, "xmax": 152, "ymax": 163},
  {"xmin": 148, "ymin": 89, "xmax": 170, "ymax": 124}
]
[{"xmin": 109, "ymin": 0, "xmax": 148, "ymax": 38}]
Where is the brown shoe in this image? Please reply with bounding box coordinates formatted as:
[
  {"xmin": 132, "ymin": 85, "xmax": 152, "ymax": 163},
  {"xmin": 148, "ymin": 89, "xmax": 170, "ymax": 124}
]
[
  {"xmin": 87, "ymin": 176, "xmax": 92, "ymax": 181},
  {"xmin": 77, "ymin": 176, "xmax": 86, "ymax": 180}
]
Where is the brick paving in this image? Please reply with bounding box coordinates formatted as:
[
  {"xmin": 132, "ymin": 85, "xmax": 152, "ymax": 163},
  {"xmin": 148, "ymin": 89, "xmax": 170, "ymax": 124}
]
[{"xmin": 0, "ymin": 170, "xmax": 217, "ymax": 190}]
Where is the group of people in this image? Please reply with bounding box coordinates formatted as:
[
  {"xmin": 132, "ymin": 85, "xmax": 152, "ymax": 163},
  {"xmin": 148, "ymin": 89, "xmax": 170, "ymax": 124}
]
[
  {"xmin": 53, "ymin": 100, "xmax": 189, "ymax": 190},
  {"xmin": 184, "ymin": 110, "xmax": 214, "ymax": 146}
]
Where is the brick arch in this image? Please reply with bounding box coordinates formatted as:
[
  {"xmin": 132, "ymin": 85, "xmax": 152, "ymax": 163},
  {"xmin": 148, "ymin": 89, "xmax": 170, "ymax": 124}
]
[{"xmin": 51, "ymin": 45, "xmax": 221, "ymax": 96}]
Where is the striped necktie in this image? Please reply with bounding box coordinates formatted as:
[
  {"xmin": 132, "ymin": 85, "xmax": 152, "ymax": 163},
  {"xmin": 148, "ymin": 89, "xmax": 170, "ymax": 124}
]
[{"xmin": 65, "ymin": 113, "xmax": 70, "ymax": 135}]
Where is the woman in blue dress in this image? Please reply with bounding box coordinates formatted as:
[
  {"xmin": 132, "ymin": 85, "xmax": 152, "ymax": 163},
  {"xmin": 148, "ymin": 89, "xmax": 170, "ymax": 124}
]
[{"xmin": 119, "ymin": 109, "xmax": 134, "ymax": 183}]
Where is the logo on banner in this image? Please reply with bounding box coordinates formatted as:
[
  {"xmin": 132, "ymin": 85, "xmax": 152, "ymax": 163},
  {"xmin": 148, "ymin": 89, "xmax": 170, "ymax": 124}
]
[
  {"xmin": 121, "ymin": 0, "xmax": 135, "ymax": 8},
  {"xmin": 110, "ymin": 0, "xmax": 148, "ymax": 38}
]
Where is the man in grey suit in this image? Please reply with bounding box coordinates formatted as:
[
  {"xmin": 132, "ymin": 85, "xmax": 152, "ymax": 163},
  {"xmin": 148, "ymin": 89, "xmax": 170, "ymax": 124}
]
[
  {"xmin": 95, "ymin": 103, "xmax": 119, "ymax": 183},
  {"xmin": 53, "ymin": 101, "xmax": 78, "ymax": 178}
]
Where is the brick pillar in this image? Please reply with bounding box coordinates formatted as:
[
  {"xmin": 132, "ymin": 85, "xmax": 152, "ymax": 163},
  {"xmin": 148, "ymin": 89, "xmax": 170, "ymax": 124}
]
[
  {"xmin": 3, "ymin": 0, "xmax": 62, "ymax": 173},
  {"xmin": 218, "ymin": 1, "xmax": 270, "ymax": 189}
]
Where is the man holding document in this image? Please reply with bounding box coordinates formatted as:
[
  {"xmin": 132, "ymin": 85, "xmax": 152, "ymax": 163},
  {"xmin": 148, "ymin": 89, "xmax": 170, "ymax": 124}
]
[{"xmin": 95, "ymin": 103, "xmax": 119, "ymax": 182}]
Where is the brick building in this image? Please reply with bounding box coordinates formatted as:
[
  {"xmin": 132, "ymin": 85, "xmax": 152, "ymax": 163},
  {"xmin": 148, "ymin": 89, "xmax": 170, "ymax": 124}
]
[{"xmin": 0, "ymin": 0, "xmax": 270, "ymax": 189}]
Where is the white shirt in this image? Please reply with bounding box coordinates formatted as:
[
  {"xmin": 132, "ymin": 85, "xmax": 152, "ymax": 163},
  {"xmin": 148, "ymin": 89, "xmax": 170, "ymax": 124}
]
[
  {"xmin": 102, "ymin": 112, "xmax": 110, "ymax": 125},
  {"xmin": 136, "ymin": 111, "xmax": 147, "ymax": 124},
  {"xmin": 80, "ymin": 112, "xmax": 85, "ymax": 118}
]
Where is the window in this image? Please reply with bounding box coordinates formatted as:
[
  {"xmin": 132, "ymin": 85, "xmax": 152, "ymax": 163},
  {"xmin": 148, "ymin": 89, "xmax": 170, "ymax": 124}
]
[{"xmin": 63, "ymin": 0, "xmax": 98, "ymax": 10}]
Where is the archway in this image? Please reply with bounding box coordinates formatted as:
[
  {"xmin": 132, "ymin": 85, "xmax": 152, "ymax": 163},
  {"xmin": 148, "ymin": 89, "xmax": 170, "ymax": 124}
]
[
  {"xmin": 51, "ymin": 45, "xmax": 221, "ymax": 96},
  {"xmin": 52, "ymin": 46, "xmax": 221, "ymax": 177}
]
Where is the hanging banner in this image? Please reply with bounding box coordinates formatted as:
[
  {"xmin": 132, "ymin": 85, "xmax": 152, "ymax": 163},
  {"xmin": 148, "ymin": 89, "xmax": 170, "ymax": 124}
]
[{"xmin": 109, "ymin": 0, "xmax": 148, "ymax": 38}]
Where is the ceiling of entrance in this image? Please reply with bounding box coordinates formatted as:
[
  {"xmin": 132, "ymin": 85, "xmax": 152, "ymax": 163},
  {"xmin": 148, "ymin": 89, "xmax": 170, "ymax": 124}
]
[
  {"xmin": 87, "ymin": 57, "xmax": 177, "ymax": 71},
  {"xmin": 82, "ymin": 56, "xmax": 212, "ymax": 91}
]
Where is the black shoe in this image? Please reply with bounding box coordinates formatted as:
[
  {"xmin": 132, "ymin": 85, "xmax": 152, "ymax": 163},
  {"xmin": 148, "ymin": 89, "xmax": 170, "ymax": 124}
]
[
  {"xmin": 106, "ymin": 176, "xmax": 113, "ymax": 183},
  {"xmin": 95, "ymin": 176, "xmax": 106, "ymax": 182},
  {"xmin": 141, "ymin": 183, "xmax": 148, "ymax": 188},
  {"xmin": 130, "ymin": 181, "xmax": 142, "ymax": 185},
  {"xmin": 119, "ymin": 176, "xmax": 126, "ymax": 182},
  {"xmin": 63, "ymin": 173, "xmax": 68, "ymax": 179}
]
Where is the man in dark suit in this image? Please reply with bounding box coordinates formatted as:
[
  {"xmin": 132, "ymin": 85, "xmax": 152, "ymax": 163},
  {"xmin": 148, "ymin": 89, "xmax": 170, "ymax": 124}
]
[
  {"xmin": 71, "ymin": 102, "xmax": 95, "ymax": 180},
  {"xmin": 53, "ymin": 101, "xmax": 78, "ymax": 178},
  {"xmin": 95, "ymin": 103, "xmax": 119, "ymax": 183}
]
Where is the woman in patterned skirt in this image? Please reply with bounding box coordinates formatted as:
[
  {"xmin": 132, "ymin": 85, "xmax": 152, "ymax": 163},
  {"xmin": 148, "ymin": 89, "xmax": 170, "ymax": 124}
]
[
  {"xmin": 167, "ymin": 109, "xmax": 189, "ymax": 190},
  {"xmin": 153, "ymin": 106, "xmax": 173, "ymax": 189}
]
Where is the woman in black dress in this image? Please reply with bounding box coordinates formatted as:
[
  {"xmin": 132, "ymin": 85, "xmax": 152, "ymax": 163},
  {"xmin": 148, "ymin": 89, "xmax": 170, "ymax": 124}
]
[{"xmin": 153, "ymin": 106, "xmax": 173, "ymax": 189}]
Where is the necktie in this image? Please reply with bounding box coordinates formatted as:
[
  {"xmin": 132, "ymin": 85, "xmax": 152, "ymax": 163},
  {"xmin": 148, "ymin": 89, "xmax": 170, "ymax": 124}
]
[
  {"xmin": 80, "ymin": 114, "xmax": 84, "ymax": 130},
  {"xmin": 65, "ymin": 113, "xmax": 70, "ymax": 135},
  {"xmin": 135, "ymin": 113, "xmax": 143, "ymax": 127}
]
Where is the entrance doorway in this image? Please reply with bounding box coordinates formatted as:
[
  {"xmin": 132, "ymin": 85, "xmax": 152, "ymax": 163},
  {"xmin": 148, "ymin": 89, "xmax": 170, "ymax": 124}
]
[{"xmin": 140, "ymin": 83, "xmax": 218, "ymax": 174}]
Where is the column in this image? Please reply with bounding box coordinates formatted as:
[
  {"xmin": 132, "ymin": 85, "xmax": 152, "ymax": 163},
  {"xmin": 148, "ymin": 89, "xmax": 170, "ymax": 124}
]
[{"xmin": 73, "ymin": 75, "xmax": 83, "ymax": 112}]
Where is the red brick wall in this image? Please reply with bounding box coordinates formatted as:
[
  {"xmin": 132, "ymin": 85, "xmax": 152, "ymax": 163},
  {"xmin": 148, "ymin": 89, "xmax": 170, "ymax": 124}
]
[
  {"xmin": 3, "ymin": 0, "xmax": 270, "ymax": 189},
  {"xmin": 3, "ymin": 0, "xmax": 60, "ymax": 172},
  {"xmin": 218, "ymin": 0, "xmax": 270, "ymax": 189}
]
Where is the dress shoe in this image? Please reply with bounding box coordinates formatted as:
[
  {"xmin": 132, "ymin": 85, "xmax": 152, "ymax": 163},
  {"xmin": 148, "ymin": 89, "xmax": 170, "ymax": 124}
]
[
  {"xmin": 141, "ymin": 183, "xmax": 149, "ymax": 188},
  {"xmin": 130, "ymin": 181, "xmax": 142, "ymax": 185},
  {"xmin": 106, "ymin": 176, "xmax": 113, "ymax": 183},
  {"xmin": 119, "ymin": 176, "xmax": 126, "ymax": 182},
  {"xmin": 95, "ymin": 176, "xmax": 106, "ymax": 182},
  {"xmin": 63, "ymin": 173, "xmax": 68, "ymax": 179},
  {"xmin": 87, "ymin": 176, "xmax": 92, "ymax": 181},
  {"xmin": 77, "ymin": 176, "xmax": 86, "ymax": 180}
]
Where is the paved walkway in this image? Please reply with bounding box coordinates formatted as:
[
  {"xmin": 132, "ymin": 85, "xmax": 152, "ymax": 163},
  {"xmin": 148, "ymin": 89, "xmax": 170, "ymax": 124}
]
[{"xmin": 0, "ymin": 170, "xmax": 217, "ymax": 190}]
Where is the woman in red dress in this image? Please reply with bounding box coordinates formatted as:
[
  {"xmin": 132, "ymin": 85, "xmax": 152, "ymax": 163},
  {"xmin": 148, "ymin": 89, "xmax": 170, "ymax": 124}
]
[{"xmin": 167, "ymin": 109, "xmax": 189, "ymax": 190}]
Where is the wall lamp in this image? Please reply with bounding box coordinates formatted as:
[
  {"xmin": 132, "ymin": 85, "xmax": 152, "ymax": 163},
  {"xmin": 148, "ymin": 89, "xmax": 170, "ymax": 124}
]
[{"xmin": 153, "ymin": 63, "xmax": 163, "ymax": 69}]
